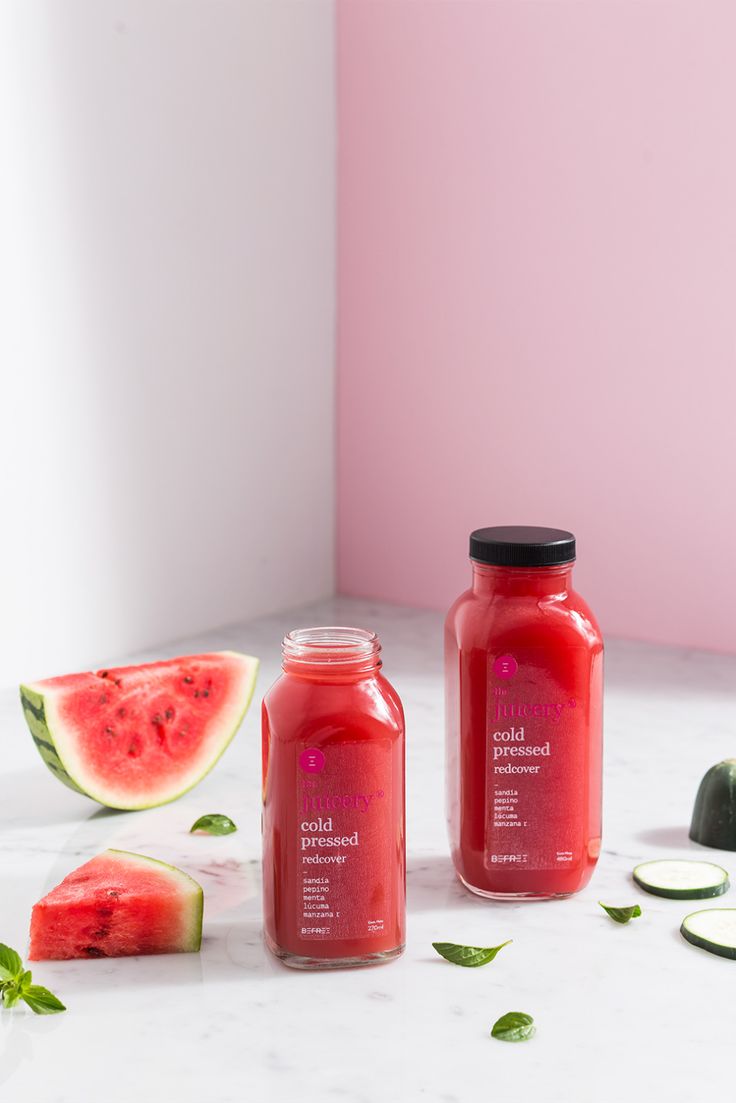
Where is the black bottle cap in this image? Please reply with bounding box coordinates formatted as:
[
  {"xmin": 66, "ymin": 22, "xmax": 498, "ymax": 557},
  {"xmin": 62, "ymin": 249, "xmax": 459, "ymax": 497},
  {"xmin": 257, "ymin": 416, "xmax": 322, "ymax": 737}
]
[{"xmin": 469, "ymin": 526, "xmax": 576, "ymax": 568}]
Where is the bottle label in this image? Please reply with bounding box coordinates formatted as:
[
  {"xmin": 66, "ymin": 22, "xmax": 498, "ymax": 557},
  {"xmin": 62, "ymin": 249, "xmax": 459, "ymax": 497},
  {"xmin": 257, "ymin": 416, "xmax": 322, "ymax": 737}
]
[
  {"xmin": 484, "ymin": 650, "xmax": 587, "ymax": 871},
  {"xmin": 296, "ymin": 739, "xmax": 394, "ymax": 941}
]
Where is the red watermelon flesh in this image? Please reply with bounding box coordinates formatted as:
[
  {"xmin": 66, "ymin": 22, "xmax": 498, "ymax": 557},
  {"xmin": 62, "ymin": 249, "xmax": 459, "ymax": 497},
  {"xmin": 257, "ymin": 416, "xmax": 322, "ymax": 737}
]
[
  {"xmin": 29, "ymin": 850, "xmax": 203, "ymax": 960},
  {"xmin": 20, "ymin": 651, "xmax": 258, "ymax": 809}
]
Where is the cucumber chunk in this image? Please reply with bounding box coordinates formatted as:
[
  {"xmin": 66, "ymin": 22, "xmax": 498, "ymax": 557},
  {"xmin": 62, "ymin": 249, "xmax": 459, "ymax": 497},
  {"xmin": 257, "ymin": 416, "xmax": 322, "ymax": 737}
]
[
  {"xmin": 633, "ymin": 859, "xmax": 729, "ymax": 899},
  {"xmin": 681, "ymin": 909, "xmax": 736, "ymax": 959},
  {"xmin": 689, "ymin": 759, "xmax": 736, "ymax": 851}
]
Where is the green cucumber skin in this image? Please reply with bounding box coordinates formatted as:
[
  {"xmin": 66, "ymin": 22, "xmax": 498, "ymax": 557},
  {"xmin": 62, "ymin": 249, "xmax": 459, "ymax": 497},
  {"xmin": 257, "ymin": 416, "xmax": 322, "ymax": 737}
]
[
  {"xmin": 20, "ymin": 688, "xmax": 87, "ymax": 797},
  {"xmin": 681, "ymin": 919, "xmax": 736, "ymax": 960},
  {"xmin": 689, "ymin": 760, "xmax": 736, "ymax": 851},
  {"xmin": 632, "ymin": 872, "xmax": 730, "ymax": 900}
]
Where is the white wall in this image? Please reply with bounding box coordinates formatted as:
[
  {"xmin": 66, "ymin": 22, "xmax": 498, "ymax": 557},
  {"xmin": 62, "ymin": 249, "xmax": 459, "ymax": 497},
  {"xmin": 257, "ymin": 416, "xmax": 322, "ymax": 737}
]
[{"xmin": 0, "ymin": 1, "xmax": 336, "ymax": 687}]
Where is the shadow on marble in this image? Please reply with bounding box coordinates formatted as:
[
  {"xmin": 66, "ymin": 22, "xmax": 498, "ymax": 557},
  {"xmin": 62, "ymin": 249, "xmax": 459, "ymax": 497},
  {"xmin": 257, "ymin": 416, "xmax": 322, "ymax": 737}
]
[
  {"xmin": 39, "ymin": 948, "xmax": 205, "ymax": 994},
  {"xmin": 406, "ymin": 853, "xmax": 474, "ymax": 912},
  {"xmin": 0, "ymin": 768, "xmax": 93, "ymax": 829},
  {"xmin": 86, "ymin": 805, "xmax": 131, "ymax": 819},
  {"xmin": 214, "ymin": 919, "xmax": 285, "ymax": 979},
  {"xmin": 635, "ymin": 824, "xmax": 693, "ymax": 849}
]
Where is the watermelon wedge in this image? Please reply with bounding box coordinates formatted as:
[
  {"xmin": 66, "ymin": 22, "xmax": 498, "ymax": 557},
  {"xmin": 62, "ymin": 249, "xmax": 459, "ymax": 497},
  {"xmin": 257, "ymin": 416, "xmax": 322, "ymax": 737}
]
[
  {"xmin": 29, "ymin": 849, "xmax": 203, "ymax": 960},
  {"xmin": 20, "ymin": 651, "xmax": 258, "ymax": 810}
]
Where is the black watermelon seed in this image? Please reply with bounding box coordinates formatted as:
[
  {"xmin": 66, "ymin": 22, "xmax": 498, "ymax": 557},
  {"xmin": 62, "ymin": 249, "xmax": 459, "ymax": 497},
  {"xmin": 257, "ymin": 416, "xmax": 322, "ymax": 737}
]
[
  {"xmin": 104, "ymin": 726, "xmax": 115, "ymax": 735},
  {"xmin": 194, "ymin": 689, "xmax": 200, "ymax": 698},
  {"xmin": 184, "ymin": 675, "xmax": 193, "ymax": 684},
  {"xmin": 118, "ymin": 707, "xmax": 126, "ymax": 719},
  {"xmin": 99, "ymin": 671, "xmax": 109, "ymax": 679},
  {"xmin": 151, "ymin": 714, "xmax": 163, "ymax": 726},
  {"xmin": 202, "ymin": 689, "xmax": 210, "ymax": 698},
  {"xmin": 84, "ymin": 946, "xmax": 105, "ymax": 957},
  {"xmin": 165, "ymin": 707, "xmax": 174, "ymax": 720},
  {"xmin": 106, "ymin": 889, "xmax": 120, "ymax": 898}
]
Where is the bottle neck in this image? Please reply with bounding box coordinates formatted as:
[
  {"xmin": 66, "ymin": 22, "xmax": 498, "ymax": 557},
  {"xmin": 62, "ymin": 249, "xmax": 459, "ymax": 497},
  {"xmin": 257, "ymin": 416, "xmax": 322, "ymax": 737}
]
[
  {"xmin": 281, "ymin": 627, "xmax": 382, "ymax": 681},
  {"xmin": 471, "ymin": 560, "xmax": 574, "ymax": 597}
]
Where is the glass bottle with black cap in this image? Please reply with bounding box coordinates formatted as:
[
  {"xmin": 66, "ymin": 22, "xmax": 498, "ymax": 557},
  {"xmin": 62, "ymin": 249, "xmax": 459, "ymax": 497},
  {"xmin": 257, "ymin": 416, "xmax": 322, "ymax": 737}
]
[{"xmin": 445, "ymin": 526, "xmax": 603, "ymax": 899}]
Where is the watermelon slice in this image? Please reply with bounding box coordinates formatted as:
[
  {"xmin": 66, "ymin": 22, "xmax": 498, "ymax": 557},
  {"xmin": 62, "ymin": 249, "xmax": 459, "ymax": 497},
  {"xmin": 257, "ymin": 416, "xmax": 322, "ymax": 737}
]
[
  {"xmin": 20, "ymin": 651, "xmax": 258, "ymax": 810},
  {"xmin": 29, "ymin": 849, "xmax": 203, "ymax": 960}
]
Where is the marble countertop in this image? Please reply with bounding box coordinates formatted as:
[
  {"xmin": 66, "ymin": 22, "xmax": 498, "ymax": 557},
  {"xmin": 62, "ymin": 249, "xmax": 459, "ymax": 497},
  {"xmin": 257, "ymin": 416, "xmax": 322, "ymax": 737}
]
[{"xmin": 2, "ymin": 597, "xmax": 736, "ymax": 1103}]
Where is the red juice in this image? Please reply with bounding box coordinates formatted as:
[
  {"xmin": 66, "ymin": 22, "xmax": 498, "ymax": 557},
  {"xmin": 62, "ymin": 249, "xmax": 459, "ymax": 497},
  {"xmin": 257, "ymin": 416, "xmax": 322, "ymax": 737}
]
[
  {"xmin": 262, "ymin": 627, "xmax": 405, "ymax": 968},
  {"xmin": 445, "ymin": 527, "xmax": 603, "ymax": 899}
]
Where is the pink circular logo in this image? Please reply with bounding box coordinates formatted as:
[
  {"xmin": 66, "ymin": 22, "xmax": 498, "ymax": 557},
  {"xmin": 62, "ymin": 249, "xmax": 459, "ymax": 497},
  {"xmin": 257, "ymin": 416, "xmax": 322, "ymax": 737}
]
[
  {"xmin": 299, "ymin": 747, "xmax": 325, "ymax": 773},
  {"xmin": 493, "ymin": 654, "xmax": 518, "ymax": 679}
]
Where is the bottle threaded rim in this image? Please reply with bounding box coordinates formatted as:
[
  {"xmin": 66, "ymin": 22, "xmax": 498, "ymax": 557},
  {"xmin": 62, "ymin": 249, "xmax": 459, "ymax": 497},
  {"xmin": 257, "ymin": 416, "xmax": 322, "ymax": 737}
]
[{"xmin": 282, "ymin": 626, "xmax": 380, "ymax": 666}]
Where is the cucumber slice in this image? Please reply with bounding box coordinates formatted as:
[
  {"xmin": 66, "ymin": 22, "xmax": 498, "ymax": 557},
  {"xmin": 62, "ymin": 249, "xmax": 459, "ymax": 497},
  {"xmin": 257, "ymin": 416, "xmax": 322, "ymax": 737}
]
[
  {"xmin": 633, "ymin": 859, "xmax": 729, "ymax": 899},
  {"xmin": 681, "ymin": 909, "xmax": 736, "ymax": 959}
]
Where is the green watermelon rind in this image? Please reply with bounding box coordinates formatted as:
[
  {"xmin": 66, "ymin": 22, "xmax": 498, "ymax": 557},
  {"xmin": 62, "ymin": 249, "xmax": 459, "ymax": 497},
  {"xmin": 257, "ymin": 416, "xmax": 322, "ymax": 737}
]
[
  {"xmin": 20, "ymin": 650, "xmax": 259, "ymax": 811},
  {"xmin": 20, "ymin": 686, "xmax": 88, "ymax": 797},
  {"xmin": 105, "ymin": 849, "xmax": 204, "ymax": 952}
]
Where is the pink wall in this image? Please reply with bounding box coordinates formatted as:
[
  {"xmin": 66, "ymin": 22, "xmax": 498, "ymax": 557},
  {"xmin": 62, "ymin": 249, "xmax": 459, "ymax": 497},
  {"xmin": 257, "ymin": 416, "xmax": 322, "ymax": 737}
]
[{"xmin": 337, "ymin": 0, "xmax": 736, "ymax": 652}]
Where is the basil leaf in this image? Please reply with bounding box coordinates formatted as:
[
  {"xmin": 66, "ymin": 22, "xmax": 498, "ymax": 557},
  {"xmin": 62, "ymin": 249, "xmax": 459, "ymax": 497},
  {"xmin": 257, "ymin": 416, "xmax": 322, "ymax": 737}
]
[
  {"xmin": 0, "ymin": 946, "xmax": 66, "ymax": 1015},
  {"xmin": 599, "ymin": 902, "xmax": 642, "ymax": 924},
  {"xmin": 2, "ymin": 985, "xmax": 22, "ymax": 1009},
  {"xmin": 432, "ymin": 940, "xmax": 512, "ymax": 967},
  {"xmin": 491, "ymin": 1011, "xmax": 535, "ymax": 1042},
  {"xmin": 190, "ymin": 813, "xmax": 238, "ymax": 836},
  {"xmin": 21, "ymin": 985, "xmax": 66, "ymax": 1015},
  {"xmin": 0, "ymin": 944, "xmax": 23, "ymax": 983}
]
